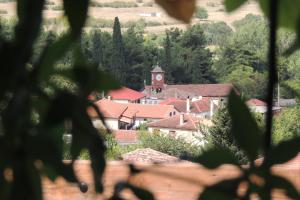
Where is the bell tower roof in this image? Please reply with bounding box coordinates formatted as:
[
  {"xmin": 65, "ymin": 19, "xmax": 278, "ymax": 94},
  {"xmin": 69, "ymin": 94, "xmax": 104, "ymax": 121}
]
[{"xmin": 151, "ymin": 65, "xmax": 164, "ymax": 73}]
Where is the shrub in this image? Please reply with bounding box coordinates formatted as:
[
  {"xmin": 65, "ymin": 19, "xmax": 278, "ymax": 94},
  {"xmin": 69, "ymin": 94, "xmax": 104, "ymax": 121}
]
[
  {"xmin": 195, "ymin": 7, "xmax": 208, "ymax": 19},
  {"xmin": 273, "ymin": 106, "xmax": 300, "ymax": 144},
  {"xmin": 139, "ymin": 131, "xmax": 202, "ymax": 160}
]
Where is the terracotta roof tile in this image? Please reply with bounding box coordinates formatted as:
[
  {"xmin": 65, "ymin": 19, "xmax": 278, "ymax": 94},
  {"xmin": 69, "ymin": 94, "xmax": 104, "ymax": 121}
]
[
  {"xmin": 108, "ymin": 87, "xmax": 146, "ymax": 101},
  {"xmin": 122, "ymin": 148, "xmax": 182, "ymax": 164},
  {"xmin": 88, "ymin": 100, "xmax": 176, "ymax": 120},
  {"xmin": 88, "ymin": 99, "xmax": 127, "ymax": 119},
  {"xmin": 113, "ymin": 130, "xmax": 138, "ymax": 144},
  {"xmin": 160, "ymin": 98, "xmax": 210, "ymax": 113},
  {"xmin": 148, "ymin": 114, "xmax": 210, "ymax": 131},
  {"xmin": 247, "ymin": 99, "xmax": 267, "ymax": 106},
  {"xmin": 124, "ymin": 103, "xmax": 176, "ymax": 119},
  {"xmin": 143, "ymin": 84, "xmax": 234, "ymax": 99}
]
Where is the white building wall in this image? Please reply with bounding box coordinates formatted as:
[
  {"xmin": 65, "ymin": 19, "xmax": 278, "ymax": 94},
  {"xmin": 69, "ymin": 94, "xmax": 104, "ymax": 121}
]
[
  {"xmin": 92, "ymin": 118, "xmax": 119, "ymax": 130},
  {"xmin": 112, "ymin": 99, "xmax": 130, "ymax": 104},
  {"xmin": 249, "ymin": 105, "xmax": 267, "ymax": 113}
]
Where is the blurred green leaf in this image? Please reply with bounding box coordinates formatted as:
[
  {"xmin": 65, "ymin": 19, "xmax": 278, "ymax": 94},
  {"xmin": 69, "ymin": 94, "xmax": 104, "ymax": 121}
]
[
  {"xmin": 270, "ymin": 175, "xmax": 300, "ymax": 199},
  {"xmin": 228, "ymin": 90, "xmax": 263, "ymax": 161},
  {"xmin": 63, "ymin": 0, "xmax": 89, "ymax": 37},
  {"xmin": 72, "ymin": 48, "xmax": 120, "ymax": 96},
  {"xmin": 29, "ymin": 125, "xmax": 77, "ymax": 182},
  {"xmin": 198, "ymin": 188, "xmax": 236, "ymax": 200},
  {"xmin": 224, "ymin": 0, "xmax": 247, "ymax": 12},
  {"xmin": 198, "ymin": 177, "xmax": 242, "ymax": 200},
  {"xmin": 194, "ymin": 147, "xmax": 239, "ymax": 169},
  {"xmin": 126, "ymin": 184, "xmax": 155, "ymax": 200},
  {"xmin": 264, "ymin": 137, "xmax": 300, "ymax": 166},
  {"xmin": 89, "ymin": 136, "xmax": 106, "ymax": 193},
  {"xmin": 27, "ymin": 161, "xmax": 42, "ymax": 200},
  {"xmin": 38, "ymin": 34, "xmax": 73, "ymax": 82},
  {"xmin": 258, "ymin": 0, "xmax": 300, "ymax": 54},
  {"xmin": 154, "ymin": 0, "xmax": 196, "ymax": 23},
  {"xmin": 114, "ymin": 182, "xmax": 155, "ymax": 200}
]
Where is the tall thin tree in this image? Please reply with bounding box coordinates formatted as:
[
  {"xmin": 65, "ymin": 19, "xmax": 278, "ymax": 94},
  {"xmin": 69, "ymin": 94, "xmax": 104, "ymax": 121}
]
[
  {"xmin": 164, "ymin": 32, "xmax": 173, "ymax": 83},
  {"xmin": 111, "ymin": 17, "xmax": 125, "ymax": 83}
]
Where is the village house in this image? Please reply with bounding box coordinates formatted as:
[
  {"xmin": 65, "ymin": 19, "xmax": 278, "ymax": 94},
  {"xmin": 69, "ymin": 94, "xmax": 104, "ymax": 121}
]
[
  {"xmin": 159, "ymin": 97, "xmax": 214, "ymax": 118},
  {"xmin": 246, "ymin": 98, "xmax": 281, "ymax": 114},
  {"xmin": 107, "ymin": 87, "xmax": 146, "ymax": 104},
  {"xmin": 147, "ymin": 114, "xmax": 211, "ymax": 146},
  {"xmin": 141, "ymin": 65, "xmax": 233, "ymax": 117},
  {"xmin": 88, "ymin": 99, "xmax": 178, "ymax": 130}
]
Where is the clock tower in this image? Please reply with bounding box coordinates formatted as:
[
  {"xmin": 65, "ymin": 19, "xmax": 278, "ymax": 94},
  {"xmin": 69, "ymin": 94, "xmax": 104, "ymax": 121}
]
[{"xmin": 151, "ymin": 65, "xmax": 165, "ymax": 91}]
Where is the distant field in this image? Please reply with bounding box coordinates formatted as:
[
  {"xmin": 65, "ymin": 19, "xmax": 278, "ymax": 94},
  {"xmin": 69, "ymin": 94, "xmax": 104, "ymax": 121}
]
[{"xmin": 0, "ymin": 0, "xmax": 262, "ymax": 33}]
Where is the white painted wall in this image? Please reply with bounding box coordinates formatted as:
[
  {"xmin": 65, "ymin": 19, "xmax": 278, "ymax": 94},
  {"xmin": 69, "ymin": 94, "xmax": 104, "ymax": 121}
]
[
  {"xmin": 112, "ymin": 99, "xmax": 130, "ymax": 104},
  {"xmin": 92, "ymin": 118, "xmax": 119, "ymax": 130},
  {"xmin": 249, "ymin": 105, "xmax": 267, "ymax": 113}
]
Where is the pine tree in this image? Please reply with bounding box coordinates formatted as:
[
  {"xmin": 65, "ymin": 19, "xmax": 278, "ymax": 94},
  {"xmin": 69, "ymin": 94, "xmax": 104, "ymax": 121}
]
[
  {"xmin": 91, "ymin": 30, "xmax": 103, "ymax": 67},
  {"xmin": 190, "ymin": 48, "xmax": 214, "ymax": 83},
  {"xmin": 111, "ymin": 17, "xmax": 125, "ymax": 83},
  {"xmin": 205, "ymin": 108, "xmax": 247, "ymax": 164},
  {"xmin": 163, "ymin": 33, "xmax": 174, "ymax": 83}
]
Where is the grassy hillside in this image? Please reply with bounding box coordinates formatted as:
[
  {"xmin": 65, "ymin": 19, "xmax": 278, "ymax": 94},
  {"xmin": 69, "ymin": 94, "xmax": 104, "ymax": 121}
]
[{"xmin": 0, "ymin": 0, "xmax": 262, "ymax": 33}]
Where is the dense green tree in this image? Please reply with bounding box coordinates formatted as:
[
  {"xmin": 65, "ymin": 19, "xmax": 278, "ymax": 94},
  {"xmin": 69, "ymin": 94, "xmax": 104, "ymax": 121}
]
[
  {"xmin": 123, "ymin": 25, "xmax": 145, "ymax": 89},
  {"xmin": 139, "ymin": 131, "xmax": 201, "ymax": 159},
  {"xmin": 222, "ymin": 66, "xmax": 267, "ymax": 99},
  {"xmin": 273, "ymin": 106, "xmax": 300, "ymax": 144},
  {"xmin": 163, "ymin": 32, "xmax": 173, "ymax": 83},
  {"xmin": 201, "ymin": 22, "xmax": 233, "ymax": 45},
  {"xmin": 203, "ymin": 108, "xmax": 248, "ymax": 164},
  {"xmin": 180, "ymin": 24, "xmax": 206, "ymax": 50},
  {"xmin": 91, "ymin": 30, "xmax": 103, "ymax": 67},
  {"xmin": 190, "ymin": 47, "xmax": 214, "ymax": 83},
  {"xmin": 111, "ymin": 16, "xmax": 125, "ymax": 83}
]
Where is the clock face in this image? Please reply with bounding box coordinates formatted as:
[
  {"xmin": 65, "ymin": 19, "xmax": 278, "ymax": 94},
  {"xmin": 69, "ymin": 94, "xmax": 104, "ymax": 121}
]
[{"xmin": 156, "ymin": 74, "xmax": 162, "ymax": 81}]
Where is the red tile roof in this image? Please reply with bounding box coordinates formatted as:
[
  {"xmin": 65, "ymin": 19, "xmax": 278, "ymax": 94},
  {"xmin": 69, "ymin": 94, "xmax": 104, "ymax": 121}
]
[
  {"xmin": 124, "ymin": 103, "xmax": 176, "ymax": 119},
  {"xmin": 88, "ymin": 100, "xmax": 176, "ymax": 120},
  {"xmin": 88, "ymin": 99, "xmax": 127, "ymax": 119},
  {"xmin": 247, "ymin": 99, "xmax": 267, "ymax": 106},
  {"xmin": 108, "ymin": 87, "xmax": 146, "ymax": 101},
  {"xmin": 159, "ymin": 97, "xmax": 180, "ymax": 105},
  {"xmin": 143, "ymin": 84, "xmax": 234, "ymax": 99},
  {"xmin": 160, "ymin": 98, "xmax": 210, "ymax": 113},
  {"xmin": 148, "ymin": 114, "xmax": 210, "ymax": 131},
  {"xmin": 113, "ymin": 130, "xmax": 138, "ymax": 144},
  {"xmin": 122, "ymin": 148, "xmax": 182, "ymax": 164}
]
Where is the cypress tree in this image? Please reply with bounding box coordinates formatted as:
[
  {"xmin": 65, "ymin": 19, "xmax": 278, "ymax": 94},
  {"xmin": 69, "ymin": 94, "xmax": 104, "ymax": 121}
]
[
  {"xmin": 91, "ymin": 30, "xmax": 103, "ymax": 67},
  {"xmin": 164, "ymin": 33, "xmax": 173, "ymax": 83},
  {"xmin": 111, "ymin": 17, "xmax": 125, "ymax": 83},
  {"xmin": 190, "ymin": 48, "xmax": 214, "ymax": 83}
]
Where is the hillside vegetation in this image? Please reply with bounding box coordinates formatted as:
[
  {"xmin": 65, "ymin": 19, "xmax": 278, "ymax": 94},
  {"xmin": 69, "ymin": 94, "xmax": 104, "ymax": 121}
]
[{"xmin": 0, "ymin": 0, "xmax": 261, "ymax": 33}]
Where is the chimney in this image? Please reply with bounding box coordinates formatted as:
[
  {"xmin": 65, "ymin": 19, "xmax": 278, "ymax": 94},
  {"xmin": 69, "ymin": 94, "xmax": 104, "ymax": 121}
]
[
  {"xmin": 210, "ymin": 98, "xmax": 214, "ymax": 118},
  {"xmin": 186, "ymin": 96, "xmax": 190, "ymax": 113},
  {"xmin": 179, "ymin": 114, "xmax": 184, "ymax": 125}
]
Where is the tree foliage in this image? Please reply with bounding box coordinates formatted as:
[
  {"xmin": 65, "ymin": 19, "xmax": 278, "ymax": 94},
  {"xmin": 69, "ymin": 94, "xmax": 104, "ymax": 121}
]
[
  {"xmin": 273, "ymin": 106, "xmax": 300, "ymax": 144},
  {"xmin": 202, "ymin": 108, "xmax": 248, "ymax": 164}
]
